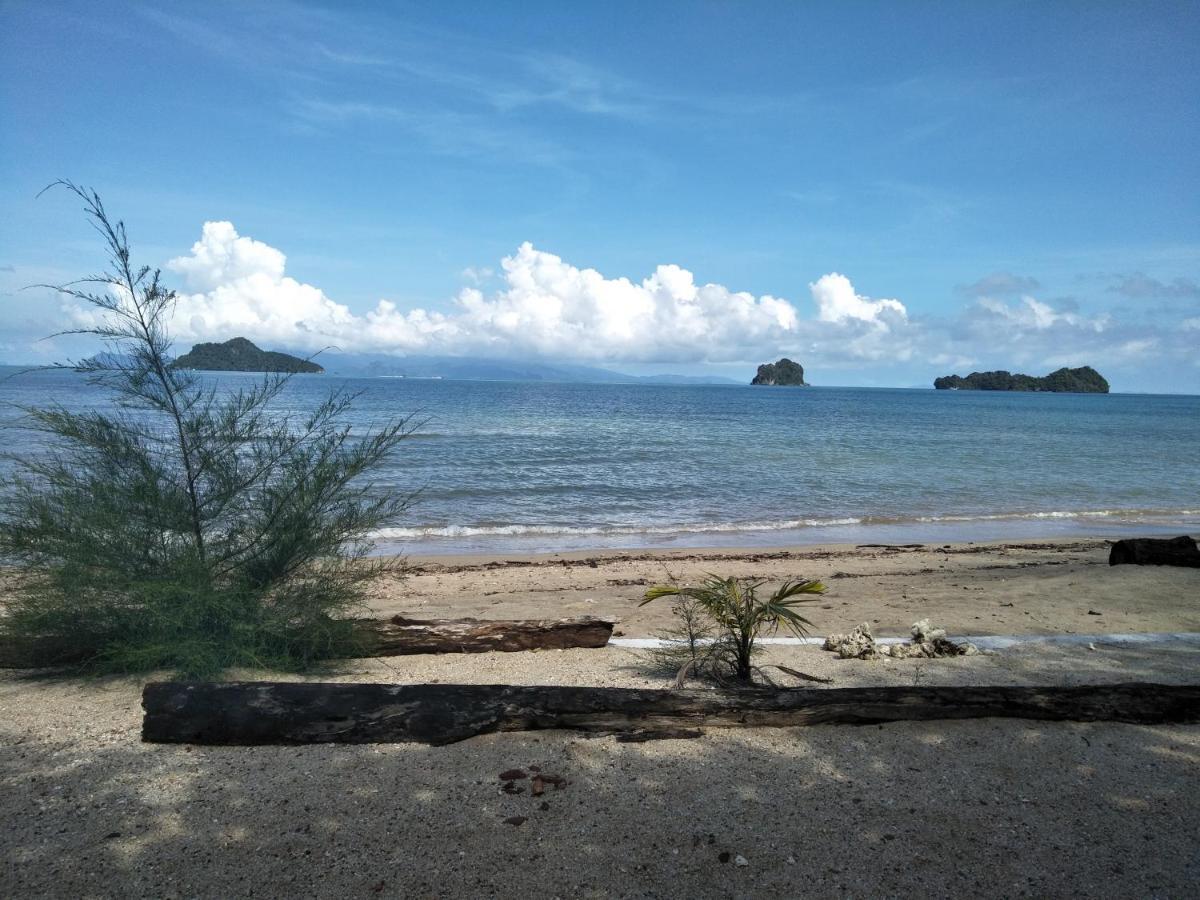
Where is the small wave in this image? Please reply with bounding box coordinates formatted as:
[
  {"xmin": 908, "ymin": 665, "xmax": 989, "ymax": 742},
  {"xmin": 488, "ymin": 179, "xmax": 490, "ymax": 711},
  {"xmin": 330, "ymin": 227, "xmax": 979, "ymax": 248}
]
[
  {"xmin": 372, "ymin": 517, "xmax": 864, "ymax": 539},
  {"xmin": 909, "ymin": 508, "xmax": 1200, "ymax": 524},
  {"xmin": 372, "ymin": 507, "xmax": 1199, "ymax": 541}
]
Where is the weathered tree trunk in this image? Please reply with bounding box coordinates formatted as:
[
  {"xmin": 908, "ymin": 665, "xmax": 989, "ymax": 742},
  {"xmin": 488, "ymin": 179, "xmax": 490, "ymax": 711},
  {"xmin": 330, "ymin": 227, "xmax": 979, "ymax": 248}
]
[
  {"xmin": 0, "ymin": 636, "xmax": 86, "ymax": 669},
  {"xmin": 142, "ymin": 681, "xmax": 1200, "ymax": 746},
  {"xmin": 0, "ymin": 615, "xmax": 614, "ymax": 669},
  {"xmin": 348, "ymin": 615, "xmax": 614, "ymax": 656},
  {"xmin": 1109, "ymin": 536, "xmax": 1200, "ymax": 568}
]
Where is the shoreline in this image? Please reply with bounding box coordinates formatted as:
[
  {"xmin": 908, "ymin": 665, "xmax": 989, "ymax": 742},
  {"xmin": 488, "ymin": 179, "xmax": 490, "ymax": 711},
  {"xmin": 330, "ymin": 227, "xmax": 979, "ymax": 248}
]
[
  {"xmin": 377, "ymin": 516, "xmax": 1200, "ymax": 557},
  {"xmin": 396, "ymin": 532, "xmax": 1191, "ymax": 568}
]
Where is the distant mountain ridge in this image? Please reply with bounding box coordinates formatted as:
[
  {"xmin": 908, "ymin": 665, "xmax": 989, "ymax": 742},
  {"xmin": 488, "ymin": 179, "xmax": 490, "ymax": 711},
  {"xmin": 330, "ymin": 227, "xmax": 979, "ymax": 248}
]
[
  {"xmin": 172, "ymin": 338, "xmax": 323, "ymax": 374},
  {"xmin": 44, "ymin": 339, "xmax": 741, "ymax": 384},
  {"xmin": 934, "ymin": 366, "xmax": 1108, "ymax": 393},
  {"xmin": 319, "ymin": 353, "xmax": 740, "ymax": 385}
]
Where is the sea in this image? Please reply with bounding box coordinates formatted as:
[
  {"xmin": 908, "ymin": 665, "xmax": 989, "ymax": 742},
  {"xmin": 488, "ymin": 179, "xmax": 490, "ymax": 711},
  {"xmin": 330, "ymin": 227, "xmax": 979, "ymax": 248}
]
[{"xmin": 2, "ymin": 368, "xmax": 1198, "ymax": 556}]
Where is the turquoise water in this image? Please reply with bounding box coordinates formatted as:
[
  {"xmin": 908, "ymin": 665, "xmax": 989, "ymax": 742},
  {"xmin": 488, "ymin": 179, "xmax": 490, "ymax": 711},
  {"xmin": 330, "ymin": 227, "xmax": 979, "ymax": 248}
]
[{"xmin": 2, "ymin": 369, "xmax": 1198, "ymax": 554}]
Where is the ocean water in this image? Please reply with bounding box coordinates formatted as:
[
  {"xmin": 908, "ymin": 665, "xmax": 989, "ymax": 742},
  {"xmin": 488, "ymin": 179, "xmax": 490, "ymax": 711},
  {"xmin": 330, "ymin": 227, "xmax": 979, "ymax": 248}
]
[{"xmin": 2, "ymin": 368, "xmax": 1198, "ymax": 555}]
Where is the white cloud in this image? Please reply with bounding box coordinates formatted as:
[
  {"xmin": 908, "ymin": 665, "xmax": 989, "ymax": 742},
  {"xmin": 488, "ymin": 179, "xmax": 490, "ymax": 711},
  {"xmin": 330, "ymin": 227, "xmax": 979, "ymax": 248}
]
[
  {"xmin": 144, "ymin": 223, "xmax": 817, "ymax": 363},
  {"xmin": 52, "ymin": 221, "xmax": 1194, "ymax": 386},
  {"xmin": 809, "ymin": 273, "xmax": 907, "ymax": 325},
  {"xmin": 975, "ymin": 295, "xmax": 1108, "ymax": 332}
]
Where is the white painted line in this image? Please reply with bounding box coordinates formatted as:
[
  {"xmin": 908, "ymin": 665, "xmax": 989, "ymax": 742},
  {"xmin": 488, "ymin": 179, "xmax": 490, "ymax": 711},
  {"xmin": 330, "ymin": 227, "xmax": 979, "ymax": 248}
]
[{"xmin": 609, "ymin": 632, "xmax": 1200, "ymax": 650}]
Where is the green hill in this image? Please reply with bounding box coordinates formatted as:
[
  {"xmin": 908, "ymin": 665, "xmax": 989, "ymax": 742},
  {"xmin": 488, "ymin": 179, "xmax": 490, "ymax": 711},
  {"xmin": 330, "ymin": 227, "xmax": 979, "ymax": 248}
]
[
  {"xmin": 751, "ymin": 358, "xmax": 807, "ymax": 386},
  {"xmin": 934, "ymin": 366, "xmax": 1108, "ymax": 393},
  {"xmin": 172, "ymin": 338, "xmax": 323, "ymax": 374}
]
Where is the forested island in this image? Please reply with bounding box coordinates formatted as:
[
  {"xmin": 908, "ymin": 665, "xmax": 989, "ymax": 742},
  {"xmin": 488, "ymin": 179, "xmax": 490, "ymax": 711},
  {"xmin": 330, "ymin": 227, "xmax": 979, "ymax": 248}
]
[
  {"xmin": 172, "ymin": 337, "xmax": 323, "ymax": 374},
  {"xmin": 933, "ymin": 366, "xmax": 1108, "ymax": 393},
  {"xmin": 751, "ymin": 358, "xmax": 807, "ymax": 386}
]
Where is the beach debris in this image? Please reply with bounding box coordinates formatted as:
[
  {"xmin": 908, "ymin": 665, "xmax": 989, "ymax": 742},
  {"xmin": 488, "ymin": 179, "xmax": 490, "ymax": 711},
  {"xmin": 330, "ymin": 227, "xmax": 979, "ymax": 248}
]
[
  {"xmin": 735, "ymin": 855, "xmax": 749, "ymax": 867},
  {"xmin": 145, "ymin": 681, "xmax": 1200, "ymax": 746},
  {"xmin": 823, "ymin": 623, "xmax": 881, "ymax": 659},
  {"xmin": 1109, "ymin": 535, "xmax": 1200, "ymax": 568},
  {"xmin": 499, "ymin": 768, "xmax": 527, "ymax": 781},
  {"xmin": 346, "ymin": 615, "xmax": 615, "ymax": 660},
  {"xmin": 823, "ymin": 620, "xmax": 977, "ymax": 660},
  {"xmin": 773, "ymin": 664, "xmax": 834, "ymax": 684},
  {"xmin": 1088, "ymin": 609, "xmax": 1103, "ymax": 616}
]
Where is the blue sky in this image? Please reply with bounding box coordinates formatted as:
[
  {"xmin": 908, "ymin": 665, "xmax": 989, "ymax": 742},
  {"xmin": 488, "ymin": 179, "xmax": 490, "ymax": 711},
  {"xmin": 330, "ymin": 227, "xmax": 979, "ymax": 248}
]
[{"xmin": 1, "ymin": 0, "xmax": 1198, "ymax": 391}]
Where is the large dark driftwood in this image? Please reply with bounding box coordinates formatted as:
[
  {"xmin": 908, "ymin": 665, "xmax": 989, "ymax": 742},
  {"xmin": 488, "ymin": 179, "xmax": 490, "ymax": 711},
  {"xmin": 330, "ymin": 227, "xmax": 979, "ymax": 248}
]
[
  {"xmin": 0, "ymin": 615, "xmax": 614, "ymax": 669},
  {"xmin": 1109, "ymin": 536, "xmax": 1200, "ymax": 568},
  {"xmin": 142, "ymin": 681, "xmax": 1200, "ymax": 746},
  {"xmin": 348, "ymin": 615, "xmax": 614, "ymax": 656}
]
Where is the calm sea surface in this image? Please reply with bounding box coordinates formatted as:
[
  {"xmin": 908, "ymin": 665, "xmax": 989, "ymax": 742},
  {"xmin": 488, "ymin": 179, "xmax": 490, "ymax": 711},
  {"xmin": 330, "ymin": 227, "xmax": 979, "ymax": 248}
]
[{"xmin": 2, "ymin": 369, "xmax": 1198, "ymax": 555}]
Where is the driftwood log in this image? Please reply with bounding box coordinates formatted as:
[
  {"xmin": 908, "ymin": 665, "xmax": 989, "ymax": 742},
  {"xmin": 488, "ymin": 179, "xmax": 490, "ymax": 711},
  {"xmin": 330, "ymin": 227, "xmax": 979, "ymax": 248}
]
[
  {"xmin": 0, "ymin": 615, "xmax": 614, "ymax": 668},
  {"xmin": 1109, "ymin": 536, "xmax": 1200, "ymax": 568},
  {"xmin": 348, "ymin": 615, "xmax": 614, "ymax": 656},
  {"xmin": 0, "ymin": 636, "xmax": 83, "ymax": 669},
  {"xmin": 142, "ymin": 681, "xmax": 1200, "ymax": 746}
]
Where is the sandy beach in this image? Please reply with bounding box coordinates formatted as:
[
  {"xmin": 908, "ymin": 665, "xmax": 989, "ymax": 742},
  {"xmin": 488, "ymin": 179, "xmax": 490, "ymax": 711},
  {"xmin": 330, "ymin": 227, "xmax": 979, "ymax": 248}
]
[
  {"xmin": 371, "ymin": 536, "xmax": 1200, "ymax": 639},
  {"xmin": 3, "ymin": 535, "xmax": 1199, "ymax": 898}
]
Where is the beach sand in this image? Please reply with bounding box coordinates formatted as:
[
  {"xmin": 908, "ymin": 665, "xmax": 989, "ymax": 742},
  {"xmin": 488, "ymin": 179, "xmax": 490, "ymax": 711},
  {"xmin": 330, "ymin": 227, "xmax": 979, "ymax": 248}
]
[
  {"xmin": 371, "ymin": 536, "xmax": 1200, "ymax": 639},
  {"xmin": 2, "ymin": 536, "xmax": 1198, "ymax": 898}
]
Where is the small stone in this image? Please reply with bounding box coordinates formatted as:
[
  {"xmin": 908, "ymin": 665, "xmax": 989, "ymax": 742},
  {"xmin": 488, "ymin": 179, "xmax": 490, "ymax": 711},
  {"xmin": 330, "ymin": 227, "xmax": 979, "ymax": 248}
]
[
  {"xmin": 734, "ymin": 855, "xmax": 749, "ymax": 867},
  {"xmin": 499, "ymin": 769, "xmax": 527, "ymax": 781},
  {"xmin": 718, "ymin": 851, "xmax": 730, "ymax": 863},
  {"xmin": 503, "ymin": 816, "xmax": 527, "ymax": 827},
  {"xmin": 539, "ymin": 801, "xmax": 550, "ymax": 811},
  {"xmin": 1088, "ymin": 609, "xmax": 1103, "ymax": 616},
  {"xmin": 786, "ymin": 856, "xmax": 796, "ymax": 865}
]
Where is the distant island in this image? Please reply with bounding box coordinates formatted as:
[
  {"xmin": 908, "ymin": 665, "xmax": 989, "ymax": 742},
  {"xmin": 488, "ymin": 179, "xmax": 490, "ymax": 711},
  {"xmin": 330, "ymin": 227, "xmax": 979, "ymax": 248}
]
[
  {"xmin": 172, "ymin": 338, "xmax": 323, "ymax": 374},
  {"xmin": 751, "ymin": 358, "xmax": 807, "ymax": 386},
  {"xmin": 933, "ymin": 366, "xmax": 1108, "ymax": 393}
]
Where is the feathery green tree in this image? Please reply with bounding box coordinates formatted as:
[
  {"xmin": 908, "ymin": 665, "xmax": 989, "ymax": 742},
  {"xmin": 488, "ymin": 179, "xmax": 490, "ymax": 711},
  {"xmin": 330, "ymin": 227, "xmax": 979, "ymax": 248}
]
[{"xmin": 0, "ymin": 183, "xmax": 415, "ymax": 677}]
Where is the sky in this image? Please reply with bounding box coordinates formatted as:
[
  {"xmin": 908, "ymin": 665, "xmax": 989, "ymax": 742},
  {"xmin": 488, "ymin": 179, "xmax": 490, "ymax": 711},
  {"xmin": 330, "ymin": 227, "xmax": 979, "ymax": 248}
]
[{"xmin": 1, "ymin": 0, "xmax": 1198, "ymax": 391}]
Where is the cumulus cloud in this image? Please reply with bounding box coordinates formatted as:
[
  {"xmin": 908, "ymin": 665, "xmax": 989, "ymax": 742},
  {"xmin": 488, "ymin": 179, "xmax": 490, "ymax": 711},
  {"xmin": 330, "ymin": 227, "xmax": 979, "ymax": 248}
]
[
  {"xmin": 809, "ymin": 273, "xmax": 907, "ymax": 325},
  {"xmin": 974, "ymin": 295, "xmax": 1109, "ymax": 333},
  {"xmin": 138, "ymin": 222, "xmax": 815, "ymax": 363},
  {"xmin": 52, "ymin": 220, "xmax": 1195, "ymax": 386}
]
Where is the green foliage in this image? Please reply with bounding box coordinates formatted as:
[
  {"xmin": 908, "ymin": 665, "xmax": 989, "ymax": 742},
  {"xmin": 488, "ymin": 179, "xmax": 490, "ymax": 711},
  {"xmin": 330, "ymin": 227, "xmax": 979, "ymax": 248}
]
[
  {"xmin": 0, "ymin": 183, "xmax": 413, "ymax": 678},
  {"xmin": 641, "ymin": 575, "xmax": 825, "ymax": 683},
  {"xmin": 643, "ymin": 592, "xmax": 722, "ymax": 679},
  {"xmin": 934, "ymin": 366, "xmax": 1108, "ymax": 393},
  {"xmin": 172, "ymin": 337, "xmax": 324, "ymax": 374},
  {"xmin": 750, "ymin": 357, "xmax": 806, "ymax": 386}
]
